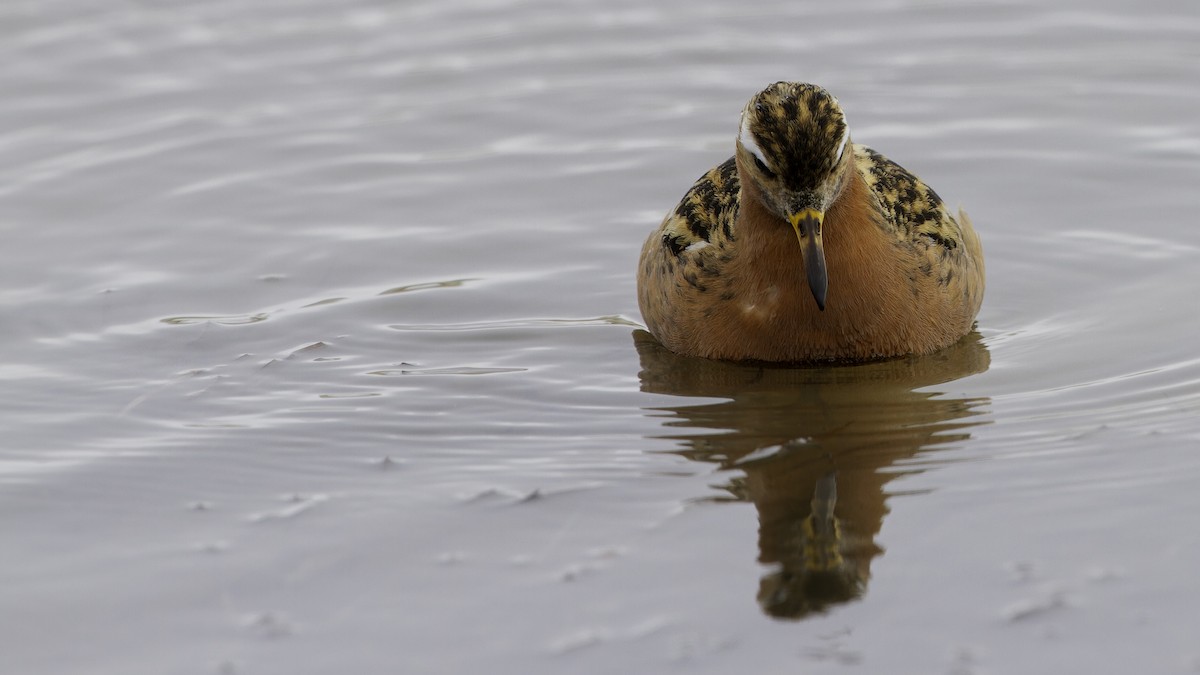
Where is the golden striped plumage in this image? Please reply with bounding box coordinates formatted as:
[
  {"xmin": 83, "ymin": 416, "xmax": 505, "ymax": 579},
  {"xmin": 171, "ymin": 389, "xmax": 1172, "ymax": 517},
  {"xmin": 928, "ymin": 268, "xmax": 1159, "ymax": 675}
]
[{"xmin": 638, "ymin": 82, "xmax": 984, "ymax": 362}]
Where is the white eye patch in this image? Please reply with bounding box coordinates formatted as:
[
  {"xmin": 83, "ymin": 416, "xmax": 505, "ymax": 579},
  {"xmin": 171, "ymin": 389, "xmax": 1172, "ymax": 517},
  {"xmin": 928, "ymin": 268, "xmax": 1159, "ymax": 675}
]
[
  {"xmin": 739, "ymin": 114, "xmax": 771, "ymax": 171},
  {"xmin": 835, "ymin": 117, "xmax": 850, "ymax": 161}
]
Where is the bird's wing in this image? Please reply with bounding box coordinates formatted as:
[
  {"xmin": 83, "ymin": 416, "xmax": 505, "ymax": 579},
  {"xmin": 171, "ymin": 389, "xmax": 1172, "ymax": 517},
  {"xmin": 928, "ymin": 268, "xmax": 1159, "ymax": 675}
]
[
  {"xmin": 656, "ymin": 156, "xmax": 740, "ymax": 256},
  {"xmin": 855, "ymin": 146, "xmax": 965, "ymax": 251}
]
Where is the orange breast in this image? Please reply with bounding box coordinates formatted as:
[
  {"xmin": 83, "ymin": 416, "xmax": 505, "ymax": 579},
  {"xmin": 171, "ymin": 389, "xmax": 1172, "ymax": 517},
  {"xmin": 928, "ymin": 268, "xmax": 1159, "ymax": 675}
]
[{"xmin": 644, "ymin": 162, "xmax": 981, "ymax": 362}]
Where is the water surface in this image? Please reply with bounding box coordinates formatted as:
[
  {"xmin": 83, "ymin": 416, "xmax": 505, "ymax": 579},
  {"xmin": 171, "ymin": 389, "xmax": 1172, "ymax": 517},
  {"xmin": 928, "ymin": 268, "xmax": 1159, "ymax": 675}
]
[{"xmin": 3, "ymin": 0, "xmax": 1200, "ymax": 673}]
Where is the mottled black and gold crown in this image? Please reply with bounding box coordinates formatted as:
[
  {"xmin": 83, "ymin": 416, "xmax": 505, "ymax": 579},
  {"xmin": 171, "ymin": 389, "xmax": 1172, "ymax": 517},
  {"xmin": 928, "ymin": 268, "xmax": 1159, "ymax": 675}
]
[{"xmin": 738, "ymin": 82, "xmax": 850, "ymax": 194}]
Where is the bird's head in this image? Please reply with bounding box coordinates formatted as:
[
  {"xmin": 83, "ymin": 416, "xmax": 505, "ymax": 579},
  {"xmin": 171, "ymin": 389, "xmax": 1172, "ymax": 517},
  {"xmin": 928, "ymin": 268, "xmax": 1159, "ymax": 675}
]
[{"xmin": 736, "ymin": 82, "xmax": 853, "ymax": 310}]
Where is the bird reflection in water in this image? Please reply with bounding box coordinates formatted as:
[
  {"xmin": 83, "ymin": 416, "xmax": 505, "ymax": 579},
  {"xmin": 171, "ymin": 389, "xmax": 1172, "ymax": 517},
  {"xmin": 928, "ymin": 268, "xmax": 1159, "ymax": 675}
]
[{"xmin": 633, "ymin": 330, "xmax": 991, "ymax": 619}]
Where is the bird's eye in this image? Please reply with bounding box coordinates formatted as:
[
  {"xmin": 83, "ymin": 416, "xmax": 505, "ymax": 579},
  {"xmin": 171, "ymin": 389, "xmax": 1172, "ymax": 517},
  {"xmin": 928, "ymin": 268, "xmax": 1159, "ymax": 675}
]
[{"xmin": 753, "ymin": 155, "xmax": 776, "ymax": 179}]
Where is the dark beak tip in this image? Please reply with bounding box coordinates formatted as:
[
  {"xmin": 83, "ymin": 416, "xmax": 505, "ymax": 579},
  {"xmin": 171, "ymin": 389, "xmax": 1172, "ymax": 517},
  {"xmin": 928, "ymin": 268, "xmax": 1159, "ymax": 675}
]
[{"xmin": 807, "ymin": 263, "xmax": 828, "ymax": 311}]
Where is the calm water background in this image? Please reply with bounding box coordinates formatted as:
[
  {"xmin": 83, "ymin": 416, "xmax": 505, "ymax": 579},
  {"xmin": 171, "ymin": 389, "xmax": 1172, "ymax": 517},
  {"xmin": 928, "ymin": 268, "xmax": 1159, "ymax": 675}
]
[{"xmin": 3, "ymin": 0, "xmax": 1199, "ymax": 673}]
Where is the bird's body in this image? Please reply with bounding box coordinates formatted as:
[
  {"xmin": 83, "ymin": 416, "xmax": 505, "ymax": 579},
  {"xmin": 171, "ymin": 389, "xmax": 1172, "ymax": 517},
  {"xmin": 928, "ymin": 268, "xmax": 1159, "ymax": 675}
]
[{"xmin": 637, "ymin": 82, "xmax": 984, "ymax": 362}]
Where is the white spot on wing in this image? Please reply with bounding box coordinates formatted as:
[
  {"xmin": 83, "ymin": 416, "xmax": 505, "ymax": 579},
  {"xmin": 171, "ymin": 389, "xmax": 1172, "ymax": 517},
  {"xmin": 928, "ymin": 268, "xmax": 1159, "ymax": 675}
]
[{"xmin": 739, "ymin": 115, "xmax": 770, "ymax": 170}]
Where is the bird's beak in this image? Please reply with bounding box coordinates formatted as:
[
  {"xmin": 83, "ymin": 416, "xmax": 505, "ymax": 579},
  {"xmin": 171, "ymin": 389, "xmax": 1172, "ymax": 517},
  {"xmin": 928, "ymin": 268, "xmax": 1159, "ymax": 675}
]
[{"xmin": 788, "ymin": 209, "xmax": 827, "ymax": 311}]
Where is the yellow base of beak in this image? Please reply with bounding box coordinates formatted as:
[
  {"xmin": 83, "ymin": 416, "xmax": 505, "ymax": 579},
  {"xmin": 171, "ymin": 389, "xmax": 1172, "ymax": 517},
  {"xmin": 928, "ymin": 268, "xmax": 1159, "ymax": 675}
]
[{"xmin": 788, "ymin": 209, "xmax": 828, "ymax": 311}]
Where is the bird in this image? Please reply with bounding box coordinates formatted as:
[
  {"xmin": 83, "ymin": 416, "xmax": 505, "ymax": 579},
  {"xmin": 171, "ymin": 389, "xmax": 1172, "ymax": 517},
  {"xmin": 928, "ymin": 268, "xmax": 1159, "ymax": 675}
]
[{"xmin": 637, "ymin": 82, "xmax": 984, "ymax": 362}]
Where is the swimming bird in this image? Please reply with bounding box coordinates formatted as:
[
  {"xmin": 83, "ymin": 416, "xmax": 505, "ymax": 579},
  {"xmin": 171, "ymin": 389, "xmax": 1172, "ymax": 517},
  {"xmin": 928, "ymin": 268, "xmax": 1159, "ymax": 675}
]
[{"xmin": 637, "ymin": 82, "xmax": 984, "ymax": 362}]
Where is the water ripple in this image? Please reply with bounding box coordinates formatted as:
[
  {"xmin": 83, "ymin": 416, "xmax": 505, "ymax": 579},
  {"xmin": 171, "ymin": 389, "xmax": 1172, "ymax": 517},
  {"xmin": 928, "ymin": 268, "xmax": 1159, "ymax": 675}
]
[{"xmin": 388, "ymin": 316, "xmax": 641, "ymax": 331}]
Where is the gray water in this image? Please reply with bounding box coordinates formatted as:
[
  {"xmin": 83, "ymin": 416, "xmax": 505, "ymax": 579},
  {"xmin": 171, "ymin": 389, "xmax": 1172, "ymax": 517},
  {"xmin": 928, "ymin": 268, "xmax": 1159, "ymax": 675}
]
[{"xmin": 3, "ymin": 0, "xmax": 1200, "ymax": 673}]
